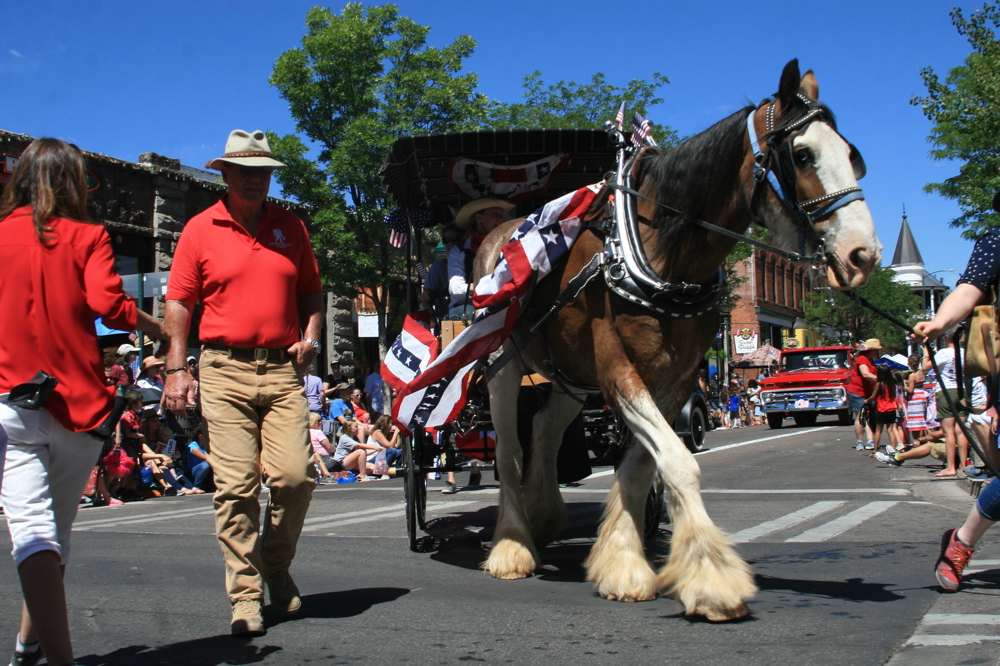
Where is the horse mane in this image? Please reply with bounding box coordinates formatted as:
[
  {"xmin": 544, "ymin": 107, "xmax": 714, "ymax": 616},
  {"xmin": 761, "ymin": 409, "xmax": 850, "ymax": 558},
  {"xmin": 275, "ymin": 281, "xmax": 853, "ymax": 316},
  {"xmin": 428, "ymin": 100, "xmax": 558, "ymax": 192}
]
[{"xmin": 635, "ymin": 104, "xmax": 755, "ymax": 261}]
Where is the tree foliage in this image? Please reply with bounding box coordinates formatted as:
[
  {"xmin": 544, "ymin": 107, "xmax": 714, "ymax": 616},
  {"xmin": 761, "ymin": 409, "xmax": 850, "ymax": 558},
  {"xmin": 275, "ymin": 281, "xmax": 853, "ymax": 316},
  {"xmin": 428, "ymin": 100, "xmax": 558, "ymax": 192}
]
[
  {"xmin": 487, "ymin": 71, "xmax": 677, "ymax": 145},
  {"xmin": 913, "ymin": 2, "xmax": 1000, "ymax": 237},
  {"xmin": 268, "ymin": 3, "xmax": 489, "ymax": 352},
  {"xmin": 800, "ymin": 266, "xmax": 923, "ymax": 349}
]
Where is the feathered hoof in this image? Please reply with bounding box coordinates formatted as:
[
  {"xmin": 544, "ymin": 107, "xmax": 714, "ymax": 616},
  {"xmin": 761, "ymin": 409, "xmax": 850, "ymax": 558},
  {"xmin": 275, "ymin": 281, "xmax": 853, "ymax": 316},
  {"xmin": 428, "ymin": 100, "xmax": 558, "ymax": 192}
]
[
  {"xmin": 586, "ymin": 552, "xmax": 658, "ymax": 602},
  {"xmin": 691, "ymin": 602, "xmax": 751, "ymax": 623},
  {"xmin": 482, "ymin": 538, "xmax": 537, "ymax": 580}
]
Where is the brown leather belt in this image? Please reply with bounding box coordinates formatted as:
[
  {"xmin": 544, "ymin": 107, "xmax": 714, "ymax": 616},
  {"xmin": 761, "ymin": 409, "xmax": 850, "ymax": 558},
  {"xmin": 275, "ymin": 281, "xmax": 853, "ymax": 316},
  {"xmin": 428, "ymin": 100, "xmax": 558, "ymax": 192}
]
[{"xmin": 202, "ymin": 342, "xmax": 290, "ymax": 363}]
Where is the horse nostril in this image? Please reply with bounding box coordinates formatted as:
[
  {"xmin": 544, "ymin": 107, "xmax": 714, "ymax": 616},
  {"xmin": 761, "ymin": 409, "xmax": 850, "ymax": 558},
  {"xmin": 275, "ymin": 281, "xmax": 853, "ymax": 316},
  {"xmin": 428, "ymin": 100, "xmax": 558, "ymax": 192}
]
[{"xmin": 849, "ymin": 248, "xmax": 872, "ymax": 270}]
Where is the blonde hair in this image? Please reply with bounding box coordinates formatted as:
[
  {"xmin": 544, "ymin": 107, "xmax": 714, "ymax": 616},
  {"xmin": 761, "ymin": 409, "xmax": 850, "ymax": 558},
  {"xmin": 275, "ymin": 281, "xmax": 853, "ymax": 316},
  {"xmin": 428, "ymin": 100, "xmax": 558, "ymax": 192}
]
[{"xmin": 308, "ymin": 412, "xmax": 322, "ymax": 427}]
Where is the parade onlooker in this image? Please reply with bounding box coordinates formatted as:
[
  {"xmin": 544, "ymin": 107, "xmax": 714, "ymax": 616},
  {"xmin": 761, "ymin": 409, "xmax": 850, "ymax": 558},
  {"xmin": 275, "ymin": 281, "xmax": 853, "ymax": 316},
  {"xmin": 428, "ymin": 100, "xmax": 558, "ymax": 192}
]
[
  {"xmin": 0, "ymin": 138, "xmax": 166, "ymax": 666},
  {"xmin": 183, "ymin": 430, "xmax": 213, "ymax": 492},
  {"xmin": 162, "ymin": 129, "xmax": 322, "ymax": 635},
  {"xmin": 866, "ymin": 365, "xmax": 901, "ymax": 455},
  {"xmin": 727, "ymin": 382, "xmax": 742, "ymax": 429},
  {"xmin": 111, "ymin": 343, "xmax": 140, "ymax": 387},
  {"xmin": 136, "ymin": 356, "xmax": 165, "ymax": 392},
  {"xmin": 333, "ymin": 420, "xmax": 382, "ymax": 481},
  {"xmin": 364, "ymin": 366, "xmax": 384, "ymax": 420},
  {"xmin": 303, "ymin": 364, "xmax": 324, "ymax": 414},
  {"xmin": 327, "ymin": 383, "xmax": 352, "ymax": 429},
  {"xmin": 848, "ymin": 340, "xmax": 880, "ymax": 450},
  {"xmin": 363, "ymin": 415, "xmax": 402, "ymax": 468},
  {"xmin": 921, "ymin": 333, "xmax": 969, "ymax": 478},
  {"xmin": 349, "ymin": 388, "xmax": 370, "ymax": 424},
  {"xmin": 321, "ymin": 360, "xmax": 344, "ymax": 404},
  {"xmin": 308, "ymin": 412, "xmax": 337, "ymax": 477}
]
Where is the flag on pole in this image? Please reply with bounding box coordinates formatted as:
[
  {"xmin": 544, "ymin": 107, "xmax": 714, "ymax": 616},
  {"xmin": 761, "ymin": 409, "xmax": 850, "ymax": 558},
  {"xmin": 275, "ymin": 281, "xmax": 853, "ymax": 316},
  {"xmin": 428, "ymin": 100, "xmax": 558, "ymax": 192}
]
[
  {"xmin": 383, "ymin": 208, "xmax": 432, "ymax": 248},
  {"xmin": 391, "ymin": 183, "xmax": 604, "ymax": 434},
  {"xmin": 381, "ymin": 311, "xmax": 439, "ymax": 392},
  {"xmin": 614, "ymin": 101, "xmax": 626, "ymax": 130},
  {"xmin": 631, "ymin": 112, "xmax": 654, "ymax": 147}
]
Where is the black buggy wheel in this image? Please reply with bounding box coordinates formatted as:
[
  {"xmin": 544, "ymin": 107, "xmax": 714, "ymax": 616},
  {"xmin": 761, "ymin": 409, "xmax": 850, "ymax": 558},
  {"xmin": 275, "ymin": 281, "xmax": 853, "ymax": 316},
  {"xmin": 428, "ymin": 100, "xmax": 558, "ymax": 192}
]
[{"xmin": 403, "ymin": 432, "xmax": 427, "ymax": 551}]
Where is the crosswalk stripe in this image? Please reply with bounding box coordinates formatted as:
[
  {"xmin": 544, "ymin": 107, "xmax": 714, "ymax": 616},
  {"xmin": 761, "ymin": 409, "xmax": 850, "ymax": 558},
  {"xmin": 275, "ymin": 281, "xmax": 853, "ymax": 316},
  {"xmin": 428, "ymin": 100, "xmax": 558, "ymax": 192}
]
[
  {"xmin": 75, "ymin": 508, "xmax": 215, "ymax": 531},
  {"xmin": 922, "ymin": 614, "xmax": 1000, "ymax": 625},
  {"xmin": 964, "ymin": 559, "xmax": 1000, "ymax": 575},
  {"xmin": 906, "ymin": 634, "xmax": 1000, "ymax": 646},
  {"xmin": 301, "ymin": 500, "xmax": 476, "ymax": 532},
  {"xmin": 728, "ymin": 501, "xmax": 845, "ymax": 543},
  {"xmin": 785, "ymin": 501, "xmax": 899, "ymax": 542}
]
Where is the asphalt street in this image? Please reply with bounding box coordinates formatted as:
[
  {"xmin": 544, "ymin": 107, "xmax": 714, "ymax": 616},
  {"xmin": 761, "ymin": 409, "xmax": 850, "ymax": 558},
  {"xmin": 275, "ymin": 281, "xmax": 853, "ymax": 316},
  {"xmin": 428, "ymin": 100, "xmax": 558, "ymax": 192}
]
[{"xmin": 0, "ymin": 417, "xmax": 996, "ymax": 665}]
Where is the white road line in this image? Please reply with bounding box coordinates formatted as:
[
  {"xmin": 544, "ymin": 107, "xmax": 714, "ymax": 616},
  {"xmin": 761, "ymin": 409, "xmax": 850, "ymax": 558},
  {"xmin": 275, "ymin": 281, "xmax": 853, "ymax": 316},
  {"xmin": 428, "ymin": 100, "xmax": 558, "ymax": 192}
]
[
  {"xmin": 728, "ymin": 501, "xmax": 846, "ymax": 543},
  {"xmin": 74, "ymin": 507, "xmax": 215, "ymax": 530},
  {"xmin": 702, "ymin": 488, "xmax": 909, "ymax": 495},
  {"xmin": 581, "ymin": 426, "xmax": 833, "ymax": 481},
  {"xmin": 906, "ymin": 635, "xmax": 1000, "ymax": 646},
  {"xmin": 964, "ymin": 559, "xmax": 1000, "ymax": 575},
  {"xmin": 301, "ymin": 500, "xmax": 476, "ymax": 532},
  {"xmin": 922, "ymin": 614, "xmax": 1000, "ymax": 625},
  {"xmin": 785, "ymin": 501, "xmax": 899, "ymax": 542}
]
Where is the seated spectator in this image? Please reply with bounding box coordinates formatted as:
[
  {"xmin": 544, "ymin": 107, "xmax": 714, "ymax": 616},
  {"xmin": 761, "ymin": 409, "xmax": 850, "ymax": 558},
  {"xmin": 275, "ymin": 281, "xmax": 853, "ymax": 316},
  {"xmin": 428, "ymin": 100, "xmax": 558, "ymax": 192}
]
[
  {"xmin": 333, "ymin": 420, "xmax": 382, "ymax": 481},
  {"xmin": 308, "ymin": 412, "xmax": 336, "ymax": 479},
  {"xmin": 137, "ymin": 356, "xmax": 165, "ymax": 392},
  {"xmin": 111, "ymin": 343, "xmax": 140, "ymax": 386},
  {"xmin": 360, "ymin": 415, "xmax": 402, "ymax": 468},
  {"xmin": 109, "ymin": 390, "xmax": 146, "ymax": 498},
  {"xmin": 326, "ymin": 383, "xmax": 353, "ymax": 430},
  {"xmin": 349, "ymin": 387, "xmax": 370, "ymax": 424},
  {"xmin": 875, "ymin": 427, "xmax": 947, "ymax": 466},
  {"xmin": 182, "ymin": 429, "xmax": 213, "ymax": 492}
]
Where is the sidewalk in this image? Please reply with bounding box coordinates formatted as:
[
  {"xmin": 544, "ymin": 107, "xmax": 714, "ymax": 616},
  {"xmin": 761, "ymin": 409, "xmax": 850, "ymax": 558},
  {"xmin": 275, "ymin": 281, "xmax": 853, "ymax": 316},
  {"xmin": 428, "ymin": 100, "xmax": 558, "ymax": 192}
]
[{"xmin": 887, "ymin": 473, "xmax": 1000, "ymax": 664}]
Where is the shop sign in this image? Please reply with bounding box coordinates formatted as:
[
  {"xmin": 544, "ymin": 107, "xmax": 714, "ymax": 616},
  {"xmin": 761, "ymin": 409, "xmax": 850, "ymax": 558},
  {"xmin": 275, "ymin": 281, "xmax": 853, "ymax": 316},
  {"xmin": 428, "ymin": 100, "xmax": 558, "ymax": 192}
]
[
  {"xmin": 733, "ymin": 327, "xmax": 758, "ymax": 355},
  {"xmin": 0, "ymin": 154, "xmax": 18, "ymax": 184}
]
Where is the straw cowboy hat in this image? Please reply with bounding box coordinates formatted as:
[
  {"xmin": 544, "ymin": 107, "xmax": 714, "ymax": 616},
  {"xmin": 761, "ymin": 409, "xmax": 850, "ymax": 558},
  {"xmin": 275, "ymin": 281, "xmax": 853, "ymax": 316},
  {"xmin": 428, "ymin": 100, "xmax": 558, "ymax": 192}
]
[
  {"xmin": 455, "ymin": 197, "xmax": 514, "ymax": 230},
  {"xmin": 860, "ymin": 338, "xmax": 884, "ymax": 351},
  {"xmin": 205, "ymin": 129, "xmax": 286, "ymax": 171}
]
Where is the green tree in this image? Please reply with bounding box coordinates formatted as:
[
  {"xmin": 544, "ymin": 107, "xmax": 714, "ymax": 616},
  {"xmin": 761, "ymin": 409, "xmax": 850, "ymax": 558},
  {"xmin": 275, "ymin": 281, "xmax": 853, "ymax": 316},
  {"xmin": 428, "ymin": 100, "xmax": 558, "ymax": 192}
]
[
  {"xmin": 800, "ymin": 266, "xmax": 923, "ymax": 349},
  {"xmin": 487, "ymin": 71, "xmax": 678, "ymax": 145},
  {"xmin": 913, "ymin": 2, "xmax": 1000, "ymax": 237},
  {"xmin": 268, "ymin": 3, "xmax": 489, "ymax": 356}
]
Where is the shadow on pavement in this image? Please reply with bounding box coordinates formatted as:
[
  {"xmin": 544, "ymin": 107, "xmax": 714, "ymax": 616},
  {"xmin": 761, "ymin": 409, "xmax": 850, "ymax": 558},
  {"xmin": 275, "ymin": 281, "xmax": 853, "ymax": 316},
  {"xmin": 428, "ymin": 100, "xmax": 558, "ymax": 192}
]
[
  {"xmin": 754, "ymin": 574, "xmax": 906, "ymax": 603},
  {"xmin": 76, "ymin": 587, "xmax": 410, "ymax": 666}
]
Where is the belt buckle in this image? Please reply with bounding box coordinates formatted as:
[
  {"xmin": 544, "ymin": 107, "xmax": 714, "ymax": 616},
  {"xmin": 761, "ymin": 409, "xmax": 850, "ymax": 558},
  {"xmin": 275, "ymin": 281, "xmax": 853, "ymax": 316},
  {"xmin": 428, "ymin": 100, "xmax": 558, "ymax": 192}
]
[{"xmin": 254, "ymin": 348, "xmax": 268, "ymax": 362}]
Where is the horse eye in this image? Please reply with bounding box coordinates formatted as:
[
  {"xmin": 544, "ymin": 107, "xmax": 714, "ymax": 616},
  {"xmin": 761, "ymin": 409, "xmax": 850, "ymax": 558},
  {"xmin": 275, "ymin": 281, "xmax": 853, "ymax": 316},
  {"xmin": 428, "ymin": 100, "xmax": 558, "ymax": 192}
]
[{"xmin": 794, "ymin": 148, "xmax": 814, "ymax": 167}]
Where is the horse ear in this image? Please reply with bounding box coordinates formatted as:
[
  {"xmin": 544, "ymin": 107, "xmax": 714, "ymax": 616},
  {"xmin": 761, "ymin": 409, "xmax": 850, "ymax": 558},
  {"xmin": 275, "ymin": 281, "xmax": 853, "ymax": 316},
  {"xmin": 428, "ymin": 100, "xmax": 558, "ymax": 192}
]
[
  {"xmin": 777, "ymin": 59, "xmax": 801, "ymax": 107},
  {"xmin": 800, "ymin": 70, "xmax": 819, "ymax": 100}
]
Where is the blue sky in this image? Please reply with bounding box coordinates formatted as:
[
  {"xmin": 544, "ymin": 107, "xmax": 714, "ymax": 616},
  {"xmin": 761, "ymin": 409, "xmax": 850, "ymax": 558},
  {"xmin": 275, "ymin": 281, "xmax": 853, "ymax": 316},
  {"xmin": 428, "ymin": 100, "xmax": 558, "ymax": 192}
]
[{"xmin": 2, "ymin": 1, "xmax": 985, "ymax": 286}]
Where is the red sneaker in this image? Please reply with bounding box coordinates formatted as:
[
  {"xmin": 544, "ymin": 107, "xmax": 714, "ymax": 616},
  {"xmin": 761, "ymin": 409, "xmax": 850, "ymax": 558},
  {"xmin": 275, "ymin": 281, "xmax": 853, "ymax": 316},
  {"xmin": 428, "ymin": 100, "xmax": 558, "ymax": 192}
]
[{"xmin": 935, "ymin": 528, "xmax": 974, "ymax": 592}]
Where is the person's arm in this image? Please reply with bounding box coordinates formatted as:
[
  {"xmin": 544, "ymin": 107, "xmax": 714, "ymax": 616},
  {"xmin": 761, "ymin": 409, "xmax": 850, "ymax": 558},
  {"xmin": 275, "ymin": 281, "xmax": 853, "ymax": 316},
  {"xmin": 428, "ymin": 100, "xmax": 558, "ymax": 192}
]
[
  {"xmin": 914, "ymin": 283, "xmax": 985, "ymax": 341},
  {"xmin": 858, "ymin": 359, "xmax": 877, "ymax": 382},
  {"xmin": 188, "ymin": 444, "xmax": 209, "ymax": 462},
  {"xmin": 287, "ymin": 291, "xmax": 323, "ymax": 369},
  {"xmin": 162, "ymin": 299, "xmax": 198, "ymax": 415},
  {"xmin": 447, "ymin": 245, "xmax": 470, "ymax": 299},
  {"xmin": 866, "ymin": 380, "xmax": 880, "ymax": 403}
]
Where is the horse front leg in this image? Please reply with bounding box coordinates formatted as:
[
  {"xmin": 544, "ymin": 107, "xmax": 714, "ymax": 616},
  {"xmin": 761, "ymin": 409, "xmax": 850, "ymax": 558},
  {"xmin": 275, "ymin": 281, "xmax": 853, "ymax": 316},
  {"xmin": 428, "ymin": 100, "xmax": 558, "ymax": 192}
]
[
  {"xmin": 584, "ymin": 439, "xmax": 658, "ymax": 602},
  {"xmin": 623, "ymin": 388, "xmax": 756, "ymax": 620},
  {"xmin": 482, "ymin": 359, "xmax": 538, "ymax": 579},
  {"xmin": 521, "ymin": 389, "xmax": 582, "ymax": 549}
]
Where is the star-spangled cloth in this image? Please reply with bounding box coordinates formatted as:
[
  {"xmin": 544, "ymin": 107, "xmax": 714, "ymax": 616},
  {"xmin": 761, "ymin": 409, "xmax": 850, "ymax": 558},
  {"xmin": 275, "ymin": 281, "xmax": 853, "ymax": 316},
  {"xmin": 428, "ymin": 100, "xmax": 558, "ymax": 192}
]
[
  {"xmin": 390, "ymin": 182, "xmax": 604, "ymax": 434},
  {"xmin": 381, "ymin": 311, "xmax": 439, "ymax": 392}
]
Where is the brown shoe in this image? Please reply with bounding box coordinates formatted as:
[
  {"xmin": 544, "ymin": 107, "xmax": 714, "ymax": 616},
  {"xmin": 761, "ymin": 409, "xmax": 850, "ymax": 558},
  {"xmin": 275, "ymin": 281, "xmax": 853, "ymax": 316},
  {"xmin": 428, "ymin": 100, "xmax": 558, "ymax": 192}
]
[
  {"xmin": 265, "ymin": 570, "xmax": 302, "ymax": 615},
  {"xmin": 230, "ymin": 599, "xmax": 265, "ymax": 636}
]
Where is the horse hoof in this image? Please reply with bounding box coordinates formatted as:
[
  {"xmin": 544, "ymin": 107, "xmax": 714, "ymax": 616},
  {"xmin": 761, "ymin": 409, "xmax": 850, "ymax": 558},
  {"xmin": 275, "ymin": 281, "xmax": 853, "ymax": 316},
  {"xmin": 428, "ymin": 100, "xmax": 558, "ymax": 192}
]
[
  {"xmin": 603, "ymin": 589, "xmax": 658, "ymax": 603},
  {"xmin": 692, "ymin": 602, "xmax": 750, "ymax": 622},
  {"xmin": 482, "ymin": 538, "xmax": 537, "ymax": 580}
]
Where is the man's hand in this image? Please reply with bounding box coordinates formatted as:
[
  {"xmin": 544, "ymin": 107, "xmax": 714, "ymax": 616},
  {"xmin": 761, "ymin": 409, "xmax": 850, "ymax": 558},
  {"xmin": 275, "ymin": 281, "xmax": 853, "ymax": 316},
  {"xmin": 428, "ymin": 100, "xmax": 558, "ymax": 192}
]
[
  {"xmin": 163, "ymin": 371, "xmax": 197, "ymax": 416},
  {"xmin": 287, "ymin": 341, "xmax": 316, "ymax": 369}
]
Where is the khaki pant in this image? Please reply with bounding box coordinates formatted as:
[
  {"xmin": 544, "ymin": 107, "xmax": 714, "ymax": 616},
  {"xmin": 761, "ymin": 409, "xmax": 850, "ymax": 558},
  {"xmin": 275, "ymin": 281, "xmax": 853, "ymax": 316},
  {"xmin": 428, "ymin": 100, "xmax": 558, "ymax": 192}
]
[{"xmin": 199, "ymin": 347, "xmax": 315, "ymax": 602}]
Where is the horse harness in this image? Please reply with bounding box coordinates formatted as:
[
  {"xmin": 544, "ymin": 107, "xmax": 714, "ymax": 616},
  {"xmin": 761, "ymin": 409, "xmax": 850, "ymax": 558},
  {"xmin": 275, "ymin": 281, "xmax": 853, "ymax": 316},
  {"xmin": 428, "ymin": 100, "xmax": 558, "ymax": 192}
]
[{"xmin": 486, "ymin": 95, "xmax": 868, "ymax": 395}]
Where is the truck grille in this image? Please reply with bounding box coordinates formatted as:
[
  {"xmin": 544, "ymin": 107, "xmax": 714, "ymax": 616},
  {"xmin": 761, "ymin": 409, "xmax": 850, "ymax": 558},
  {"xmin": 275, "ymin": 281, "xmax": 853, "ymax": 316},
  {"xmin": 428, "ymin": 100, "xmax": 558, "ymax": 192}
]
[{"xmin": 759, "ymin": 387, "xmax": 847, "ymax": 412}]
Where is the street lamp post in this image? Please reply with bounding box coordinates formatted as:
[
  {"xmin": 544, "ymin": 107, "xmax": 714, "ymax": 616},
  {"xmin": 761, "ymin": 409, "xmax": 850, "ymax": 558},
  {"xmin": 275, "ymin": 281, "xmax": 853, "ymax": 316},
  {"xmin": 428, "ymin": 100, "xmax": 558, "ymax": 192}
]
[{"xmin": 925, "ymin": 268, "xmax": 954, "ymax": 320}]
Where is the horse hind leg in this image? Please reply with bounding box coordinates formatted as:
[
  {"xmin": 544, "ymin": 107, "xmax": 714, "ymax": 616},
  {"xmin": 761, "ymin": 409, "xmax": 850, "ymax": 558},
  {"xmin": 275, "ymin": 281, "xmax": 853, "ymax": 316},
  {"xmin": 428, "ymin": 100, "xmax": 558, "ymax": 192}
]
[
  {"xmin": 521, "ymin": 388, "xmax": 581, "ymax": 549},
  {"xmin": 584, "ymin": 442, "xmax": 659, "ymax": 602},
  {"xmin": 482, "ymin": 359, "xmax": 539, "ymax": 580}
]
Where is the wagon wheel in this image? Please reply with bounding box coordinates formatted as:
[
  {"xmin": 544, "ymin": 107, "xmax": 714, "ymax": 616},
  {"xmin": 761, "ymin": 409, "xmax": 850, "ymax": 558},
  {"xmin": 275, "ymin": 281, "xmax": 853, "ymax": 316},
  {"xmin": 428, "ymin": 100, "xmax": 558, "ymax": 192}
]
[
  {"xmin": 403, "ymin": 430, "xmax": 427, "ymax": 551},
  {"xmin": 611, "ymin": 414, "xmax": 666, "ymax": 540}
]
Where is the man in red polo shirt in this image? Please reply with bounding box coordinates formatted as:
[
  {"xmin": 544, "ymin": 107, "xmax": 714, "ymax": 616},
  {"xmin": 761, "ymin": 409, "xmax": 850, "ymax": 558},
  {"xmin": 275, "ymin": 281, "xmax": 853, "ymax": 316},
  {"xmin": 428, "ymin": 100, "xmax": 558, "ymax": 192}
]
[
  {"xmin": 162, "ymin": 129, "xmax": 323, "ymax": 636},
  {"xmin": 846, "ymin": 339, "xmax": 880, "ymax": 451}
]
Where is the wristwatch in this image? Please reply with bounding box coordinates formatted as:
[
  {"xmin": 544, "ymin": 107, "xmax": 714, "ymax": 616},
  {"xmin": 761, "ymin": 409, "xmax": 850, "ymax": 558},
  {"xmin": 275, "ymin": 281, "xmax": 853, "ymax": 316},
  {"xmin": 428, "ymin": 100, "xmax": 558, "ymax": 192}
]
[{"xmin": 304, "ymin": 338, "xmax": 322, "ymax": 354}]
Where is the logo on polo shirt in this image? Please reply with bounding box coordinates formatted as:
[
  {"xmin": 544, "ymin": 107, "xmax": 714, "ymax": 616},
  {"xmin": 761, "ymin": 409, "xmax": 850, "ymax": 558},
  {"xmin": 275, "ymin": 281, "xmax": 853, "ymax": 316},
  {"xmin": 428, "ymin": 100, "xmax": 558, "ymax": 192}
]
[{"xmin": 270, "ymin": 228, "xmax": 292, "ymax": 248}]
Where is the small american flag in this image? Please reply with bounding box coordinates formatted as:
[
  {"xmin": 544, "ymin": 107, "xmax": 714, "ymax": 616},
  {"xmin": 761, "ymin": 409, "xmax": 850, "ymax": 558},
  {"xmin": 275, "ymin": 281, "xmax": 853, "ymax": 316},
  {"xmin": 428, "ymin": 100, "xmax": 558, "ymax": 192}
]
[
  {"xmin": 383, "ymin": 208, "xmax": 432, "ymax": 248},
  {"xmin": 416, "ymin": 261, "xmax": 427, "ymax": 280},
  {"xmin": 631, "ymin": 112, "xmax": 653, "ymax": 147},
  {"xmin": 614, "ymin": 101, "xmax": 625, "ymax": 130}
]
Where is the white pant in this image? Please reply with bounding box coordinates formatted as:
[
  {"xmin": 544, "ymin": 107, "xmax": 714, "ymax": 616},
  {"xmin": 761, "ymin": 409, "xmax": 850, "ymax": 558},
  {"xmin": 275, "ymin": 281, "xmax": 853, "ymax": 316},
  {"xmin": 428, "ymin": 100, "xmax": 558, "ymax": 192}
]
[{"xmin": 0, "ymin": 401, "xmax": 101, "ymax": 566}]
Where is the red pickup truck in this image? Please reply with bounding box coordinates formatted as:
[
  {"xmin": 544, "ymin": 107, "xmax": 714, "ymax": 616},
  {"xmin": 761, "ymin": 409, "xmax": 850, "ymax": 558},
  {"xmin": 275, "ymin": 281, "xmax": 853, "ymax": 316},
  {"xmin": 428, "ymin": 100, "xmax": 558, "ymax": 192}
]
[{"xmin": 756, "ymin": 346, "xmax": 857, "ymax": 429}]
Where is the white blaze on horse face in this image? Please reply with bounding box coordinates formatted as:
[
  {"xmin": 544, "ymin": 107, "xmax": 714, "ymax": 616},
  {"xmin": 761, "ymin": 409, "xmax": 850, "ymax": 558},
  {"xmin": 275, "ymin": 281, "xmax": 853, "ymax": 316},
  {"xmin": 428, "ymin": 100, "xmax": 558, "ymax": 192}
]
[{"xmin": 795, "ymin": 123, "xmax": 881, "ymax": 290}]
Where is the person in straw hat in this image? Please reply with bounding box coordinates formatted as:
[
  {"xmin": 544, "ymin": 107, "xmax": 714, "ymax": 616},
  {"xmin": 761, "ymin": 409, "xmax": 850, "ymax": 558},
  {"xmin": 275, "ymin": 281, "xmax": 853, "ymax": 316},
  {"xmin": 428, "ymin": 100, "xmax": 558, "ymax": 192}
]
[
  {"xmin": 847, "ymin": 338, "xmax": 881, "ymax": 450},
  {"xmin": 447, "ymin": 197, "xmax": 514, "ymax": 319},
  {"xmin": 162, "ymin": 129, "xmax": 323, "ymax": 636}
]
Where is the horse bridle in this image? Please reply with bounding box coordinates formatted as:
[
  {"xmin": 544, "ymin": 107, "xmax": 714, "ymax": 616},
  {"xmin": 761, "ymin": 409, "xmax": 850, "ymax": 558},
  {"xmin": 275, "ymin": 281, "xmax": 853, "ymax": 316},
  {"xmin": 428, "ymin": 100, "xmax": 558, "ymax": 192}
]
[{"xmin": 746, "ymin": 93, "xmax": 867, "ymax": 256}]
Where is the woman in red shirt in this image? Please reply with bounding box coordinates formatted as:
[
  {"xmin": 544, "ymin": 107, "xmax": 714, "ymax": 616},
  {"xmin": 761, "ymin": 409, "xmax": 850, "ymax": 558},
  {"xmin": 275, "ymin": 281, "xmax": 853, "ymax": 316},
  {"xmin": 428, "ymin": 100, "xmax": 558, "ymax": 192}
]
[
  {"xmin": 0, "ymin": 139, "xmax": 166, "ymax": 666},
  {"xmin": 866, "ymin": 364, "xmax": 902, "ymax": 456}
]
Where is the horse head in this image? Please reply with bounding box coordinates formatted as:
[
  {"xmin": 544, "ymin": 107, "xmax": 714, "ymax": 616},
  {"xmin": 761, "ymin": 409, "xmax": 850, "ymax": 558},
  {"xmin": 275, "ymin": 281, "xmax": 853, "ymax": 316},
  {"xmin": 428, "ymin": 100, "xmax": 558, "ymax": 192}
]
[{"xmin": 749, "ymin": 59, "xmax": 881, "ymax": 290}]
